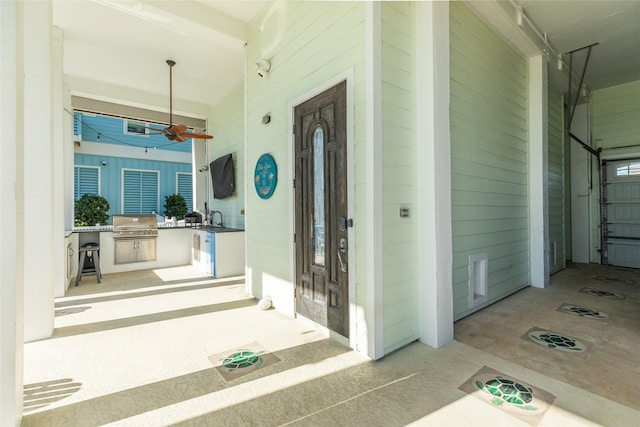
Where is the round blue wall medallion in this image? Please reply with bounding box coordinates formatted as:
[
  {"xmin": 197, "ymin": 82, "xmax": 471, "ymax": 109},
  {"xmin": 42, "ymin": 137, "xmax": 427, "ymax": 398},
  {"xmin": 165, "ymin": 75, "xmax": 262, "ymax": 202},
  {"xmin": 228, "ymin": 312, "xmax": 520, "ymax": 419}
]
[{"xmin": 254, "ymin": 153, "xmax": 277, "ymax": 199}]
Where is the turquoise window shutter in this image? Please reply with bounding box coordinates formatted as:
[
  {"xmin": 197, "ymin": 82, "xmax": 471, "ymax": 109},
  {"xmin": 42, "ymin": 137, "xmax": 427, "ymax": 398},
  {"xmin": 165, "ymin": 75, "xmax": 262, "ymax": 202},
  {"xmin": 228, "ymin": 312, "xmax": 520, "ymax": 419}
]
[
  {"xmin": 141, "ymin": 171, "xmax": 159, "ymax": 213},
  {"xmin": 74, "ymin": 166, "xmax": 99, "ymax": 199},
  {"xmin": 123, "ymin": 169, "xmax": 159, "ymax": 214},
  {"xmin": 177, "ymin": 173, "xmax": 193, "ymax": 211}
]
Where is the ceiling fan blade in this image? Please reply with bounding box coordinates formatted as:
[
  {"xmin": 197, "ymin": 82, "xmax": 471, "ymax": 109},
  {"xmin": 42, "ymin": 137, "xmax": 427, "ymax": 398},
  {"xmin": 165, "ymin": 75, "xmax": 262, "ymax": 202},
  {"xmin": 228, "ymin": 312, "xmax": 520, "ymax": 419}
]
[
  {"xmin": 182, "ymin": 132, "xmax": 214, "ymax": 140},
  {"xmin": 174, "ymin": 134, "xmax": 187, "ymax": 143}
]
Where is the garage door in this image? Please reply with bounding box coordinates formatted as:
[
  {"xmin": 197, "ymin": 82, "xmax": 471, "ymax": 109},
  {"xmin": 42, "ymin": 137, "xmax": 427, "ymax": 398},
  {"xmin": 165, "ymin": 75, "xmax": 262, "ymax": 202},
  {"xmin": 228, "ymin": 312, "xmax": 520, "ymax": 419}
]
[{"xmin": 602, "ymin": 159, "xmax": 640, "ymax": 268}]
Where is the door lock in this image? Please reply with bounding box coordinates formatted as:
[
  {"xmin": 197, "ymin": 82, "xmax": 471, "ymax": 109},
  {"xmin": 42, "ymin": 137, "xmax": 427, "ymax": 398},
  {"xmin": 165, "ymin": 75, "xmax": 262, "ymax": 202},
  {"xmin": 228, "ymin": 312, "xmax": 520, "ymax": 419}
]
[{"xmin": 338, "ymin": 217, "xmax": 353, "ymax": 232}]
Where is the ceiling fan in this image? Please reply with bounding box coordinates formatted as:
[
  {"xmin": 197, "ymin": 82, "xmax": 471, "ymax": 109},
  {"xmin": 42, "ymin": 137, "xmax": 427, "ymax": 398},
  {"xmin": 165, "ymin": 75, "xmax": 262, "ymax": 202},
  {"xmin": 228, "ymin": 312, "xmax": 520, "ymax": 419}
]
[{"xmin": 146, "ymin": 59, "xmax": 213, "ymax": 143}]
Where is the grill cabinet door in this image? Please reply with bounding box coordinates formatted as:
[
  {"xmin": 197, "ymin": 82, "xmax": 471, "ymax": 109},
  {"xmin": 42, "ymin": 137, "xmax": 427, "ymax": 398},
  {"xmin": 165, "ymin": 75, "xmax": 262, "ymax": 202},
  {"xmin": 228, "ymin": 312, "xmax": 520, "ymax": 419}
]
[
  {"xmin": 115, "ymin": 240, "xmax": 137, "ymax": 264},
  {"xmin": 136, "ymin": 238, "xmax": 157, "ymax": 262}
]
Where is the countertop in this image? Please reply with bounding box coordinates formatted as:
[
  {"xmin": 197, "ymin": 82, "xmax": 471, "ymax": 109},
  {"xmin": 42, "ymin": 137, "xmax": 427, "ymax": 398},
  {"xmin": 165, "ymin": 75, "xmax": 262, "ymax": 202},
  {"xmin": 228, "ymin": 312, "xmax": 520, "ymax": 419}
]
[
  {"xmin": 199, "ymin": 226, "xmax": 245, "ymax": 233},
  {"xmin": 69, "ymin": 225, "xmax": 244, "ymax": 233}
]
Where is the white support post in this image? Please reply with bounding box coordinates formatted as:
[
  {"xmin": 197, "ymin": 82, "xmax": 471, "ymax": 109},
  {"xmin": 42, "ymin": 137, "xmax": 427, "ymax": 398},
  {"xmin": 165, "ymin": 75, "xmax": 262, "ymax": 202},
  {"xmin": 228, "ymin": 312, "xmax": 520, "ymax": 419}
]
[
  {"xmin": 415, "ymin": 1, "xmax": 454, "ymax": 348},
  {"xmin": 1, "ymin": 1, "xmax": 24, "ymax": 424},
  {"xmin": 529, "ymin": 55, "xmax": 550, "ymax": 287},
  {"xmin": 52, "ymin": 26, "xmax": 67, "ymax": 298},
  {"xmin": 23, "ymin": 0, "xmax": 55, "ymax": 341},
  {"xmin": 364, "ymin": 1, "xmax": 384, "ymax": 359}
]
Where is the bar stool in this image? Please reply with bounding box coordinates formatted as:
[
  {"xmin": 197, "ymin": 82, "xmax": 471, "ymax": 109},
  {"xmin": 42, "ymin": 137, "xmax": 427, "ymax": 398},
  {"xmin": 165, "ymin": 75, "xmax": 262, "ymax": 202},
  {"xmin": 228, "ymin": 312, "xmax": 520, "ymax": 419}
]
[{"xmin": 76, "ymin": 243, "xmax": 102, "ymax": 285}]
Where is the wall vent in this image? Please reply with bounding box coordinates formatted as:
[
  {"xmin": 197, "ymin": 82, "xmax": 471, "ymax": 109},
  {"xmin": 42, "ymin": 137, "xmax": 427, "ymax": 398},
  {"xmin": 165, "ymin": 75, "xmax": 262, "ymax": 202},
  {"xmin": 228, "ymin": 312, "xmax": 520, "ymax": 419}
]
[{"xmin": 468, "ymin": 253, "xmax": 488, "ymax": 308}]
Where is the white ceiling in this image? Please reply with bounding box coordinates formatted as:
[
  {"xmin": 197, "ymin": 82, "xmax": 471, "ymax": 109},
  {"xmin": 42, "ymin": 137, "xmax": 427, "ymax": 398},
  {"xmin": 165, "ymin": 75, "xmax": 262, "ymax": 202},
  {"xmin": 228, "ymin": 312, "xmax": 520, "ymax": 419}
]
[
  {"xmin": 53, "ymin": 0, "xmax": 267, "ymax": 112},
  {"xmin": 520, "ymin": 0, "xmax": 640, "ymax": 91},
  {"xmin": 52, "ymin": 0, "xmax": 640, "ymax": 115}
]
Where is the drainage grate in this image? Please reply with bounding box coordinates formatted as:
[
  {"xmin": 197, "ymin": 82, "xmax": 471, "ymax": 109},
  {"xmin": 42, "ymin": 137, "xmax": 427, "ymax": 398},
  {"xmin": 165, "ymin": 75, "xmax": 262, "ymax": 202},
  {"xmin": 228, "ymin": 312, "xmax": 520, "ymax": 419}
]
[
  {"xmin": 594, "ymin": 276, "xmax": 636, "ymax": 286},
  {"xmin": 528, "ymin": 330, "xmax": 587, "ymax": 353},
  {"xmin": 558, "ymin": 304, "xmax": 609, "ymax": 320},
  {"xmin": 580, "ymin": 287, "xmax": 626, "ymax": 299}
]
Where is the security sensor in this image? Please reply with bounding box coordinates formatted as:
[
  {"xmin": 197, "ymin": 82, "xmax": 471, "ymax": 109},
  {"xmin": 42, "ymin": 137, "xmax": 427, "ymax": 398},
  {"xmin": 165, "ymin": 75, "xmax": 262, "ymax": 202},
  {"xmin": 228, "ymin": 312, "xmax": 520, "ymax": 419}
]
[
  {"xmin": 256, "ymin": 59, "xmax": 271, "ymax": 78},
  {"xmin": 101, "ymin": 161, "xmax": 107, "ymax": 166}
]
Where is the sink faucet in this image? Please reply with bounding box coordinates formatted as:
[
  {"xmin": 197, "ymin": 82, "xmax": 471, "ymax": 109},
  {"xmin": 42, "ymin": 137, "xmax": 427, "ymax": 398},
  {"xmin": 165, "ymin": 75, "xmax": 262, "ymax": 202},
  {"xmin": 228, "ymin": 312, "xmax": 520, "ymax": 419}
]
[{"xmin": 211, "ymin": 210, "xmax": 224, "ymax": 228}]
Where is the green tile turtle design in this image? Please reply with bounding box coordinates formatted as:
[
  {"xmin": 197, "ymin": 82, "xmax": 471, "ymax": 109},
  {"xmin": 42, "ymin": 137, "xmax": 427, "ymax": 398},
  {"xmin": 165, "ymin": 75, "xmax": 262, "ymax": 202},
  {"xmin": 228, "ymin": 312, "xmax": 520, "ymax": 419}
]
[
  {"xmin": 221, "ymin": 349, "xmax": 265, "ymax": 371},
  {"xmin": 475, "ymin": 376, "xmax": 539, "ymax": 411},
  {"xmin": 559, "ymin": 304, "xmax": 609, "ymax": 319},
  {"xmin": 594, "ymin": 275, "xmax": 636, "ymax": 286},
  {"xmin": 528, "ymin": 330, "xmax": 586, "ymax": 352},
  {"xmin": 580, "ymin": 287, "xmax": 625, "ymax": 299}
]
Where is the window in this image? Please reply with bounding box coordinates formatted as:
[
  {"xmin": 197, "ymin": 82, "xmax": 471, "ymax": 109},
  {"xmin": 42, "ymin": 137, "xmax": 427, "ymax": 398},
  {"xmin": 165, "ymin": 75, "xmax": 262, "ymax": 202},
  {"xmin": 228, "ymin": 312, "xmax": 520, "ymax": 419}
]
[
  {"xmin": 73, "ymin": 112, "xmax": 82, "ymax": 142},
  {"xmin": 313, "ymin": 127, "xmax": 325, "ymax": 266},
  {"xmin": 177, "ymin": 172, "xmax": 193, "ymax": 212},
  {"xmin": 74, "ymin": 166, "xmax": 100, "ymax": 199},
  {"xmin": 122, "ymin": 169, "xmax": 159, "ymax": 214},
  {"xmin": 616, "ymin": 162, "xmax": 640, "ymax": 176},
  {"xmin": 124, "ymin": 119, "xmax": 150, "ymax": 136}
]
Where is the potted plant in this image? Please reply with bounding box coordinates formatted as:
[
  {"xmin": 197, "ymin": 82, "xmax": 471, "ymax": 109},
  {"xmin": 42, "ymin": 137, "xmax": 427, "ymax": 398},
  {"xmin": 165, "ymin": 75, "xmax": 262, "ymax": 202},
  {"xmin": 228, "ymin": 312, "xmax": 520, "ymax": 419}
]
[
  {"xmin": 164, "ymin": 193, "xmax": 188, "ymax": 220},
  {"xmin": 75, "ymin": 194, "xmax": 110, "ymax": 226}
]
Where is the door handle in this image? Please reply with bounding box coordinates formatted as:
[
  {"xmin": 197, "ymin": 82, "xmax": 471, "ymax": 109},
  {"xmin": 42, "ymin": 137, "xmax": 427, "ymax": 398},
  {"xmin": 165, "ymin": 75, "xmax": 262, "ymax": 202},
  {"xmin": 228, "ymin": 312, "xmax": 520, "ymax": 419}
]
[
  {"xmin": 337, "ymin": 250, "xmax": 347, "ymax": 273},
  {"xmin": 337, "ymin": 237, "xmax": 348, "ymax": 272}
]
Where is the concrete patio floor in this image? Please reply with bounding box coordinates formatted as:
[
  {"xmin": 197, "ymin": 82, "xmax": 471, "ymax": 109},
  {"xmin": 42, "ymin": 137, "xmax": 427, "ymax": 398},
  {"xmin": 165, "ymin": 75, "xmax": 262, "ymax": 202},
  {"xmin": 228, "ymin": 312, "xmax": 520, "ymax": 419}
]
[{"xmin": 22, "ymin": 263, "xmax": 640, "ymax": 426}]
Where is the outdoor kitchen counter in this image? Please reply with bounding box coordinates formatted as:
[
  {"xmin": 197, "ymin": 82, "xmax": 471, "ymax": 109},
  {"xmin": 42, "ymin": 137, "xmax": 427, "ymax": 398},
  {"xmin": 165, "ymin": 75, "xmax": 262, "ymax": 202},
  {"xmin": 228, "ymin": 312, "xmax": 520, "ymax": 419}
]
[
  {"xmin": 69, "ymin": 226, "xmax": 193, "ymax": 275},
  {"xmin": 191, "ymin": 228, "xmax": 245, "ymax": 277},
  {"xmin": 67, "ymin": 225, "xmax": 245, "ymax": 278}
]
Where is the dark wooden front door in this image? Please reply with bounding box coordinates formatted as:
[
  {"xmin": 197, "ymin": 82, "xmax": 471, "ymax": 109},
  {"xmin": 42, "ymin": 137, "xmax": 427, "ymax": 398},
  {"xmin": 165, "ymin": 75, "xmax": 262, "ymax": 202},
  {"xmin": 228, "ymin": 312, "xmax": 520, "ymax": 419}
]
[{"xmin": 294, "ymin": 81, "xmax": 348, "ymax": 337}]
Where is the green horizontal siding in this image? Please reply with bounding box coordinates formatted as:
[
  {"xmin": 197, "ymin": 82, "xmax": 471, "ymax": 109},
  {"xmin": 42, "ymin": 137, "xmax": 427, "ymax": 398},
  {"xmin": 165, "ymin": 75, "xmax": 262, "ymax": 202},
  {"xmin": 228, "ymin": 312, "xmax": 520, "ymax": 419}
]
[
  {"xmin": 593, "ymin": 80, "xmax": 640, "ymax": 151},
  {"xmin": 245, "ymin": 0, "xmax": 366, "ymax": 319},
  {"xmin": 381, "ymin": 1, "xmax": 418, "ymax": 354},
  {"xmin": 450, "ymin": 2, "xmax": 529, "ymax": 320}
]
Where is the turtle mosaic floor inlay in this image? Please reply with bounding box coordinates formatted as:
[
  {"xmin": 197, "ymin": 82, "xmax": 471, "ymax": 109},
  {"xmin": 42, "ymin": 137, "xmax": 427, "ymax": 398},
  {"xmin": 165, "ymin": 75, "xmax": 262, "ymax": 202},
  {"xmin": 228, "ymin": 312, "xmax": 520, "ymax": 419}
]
[
  {"xmin": 594, "ymin": 275, "xmax": 636, "ymax": 286},
  {"xmin": 526, "ymin": 328, "xmax": 587, "ymax": 353},
  {"xmin": 209, "ymin": 342, "xmax": 280, "ymax": 381},
  {"xmin": 459, "ymin": 366, "xmax": 556, "ymax": 426},
  {"xmin": 558, "ymin": 303, "xmax": 609, "ymax": 320},
  {"xmin": 580, "ymin": 287, "xmax": 626, "ymax": 299}
]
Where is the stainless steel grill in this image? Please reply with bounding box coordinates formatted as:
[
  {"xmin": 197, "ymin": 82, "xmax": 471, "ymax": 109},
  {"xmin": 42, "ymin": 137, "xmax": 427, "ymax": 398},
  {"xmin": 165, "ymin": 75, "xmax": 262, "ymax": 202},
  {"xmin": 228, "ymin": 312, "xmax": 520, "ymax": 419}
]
[
  {"xmin": 112, "ymin": 214, "xmax": 158, "ymax": 264},
  {"xmin": 112, "ymin": 214, "xmax": 159, "ymax": 239}
]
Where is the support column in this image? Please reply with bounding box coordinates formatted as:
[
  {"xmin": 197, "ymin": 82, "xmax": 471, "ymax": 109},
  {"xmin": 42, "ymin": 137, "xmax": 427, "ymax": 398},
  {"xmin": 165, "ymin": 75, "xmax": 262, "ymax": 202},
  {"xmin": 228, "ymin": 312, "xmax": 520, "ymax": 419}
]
[
  {"xmin": 23, "ymin": 0, "xmax": 55, "ymax": 341},
  {"xmin": 570, "ymin": 103, "xmax": 592, "ymax": 264},
  {"xmin": 416, "ymin": 1, "xmax": 454, "ymax": 348},
  {"xmin": 1, "ymin": 1, "xmax": 24, "ymax": 424},
  {"xmin": 52, "ymin": 26, "xmax": 67, "ymax": 297},
  {"xmin": 529, "ymin": 55, "xmax": 550, "ymax": 287},
  {"xmin": 364, "ymin": 1, "xmax": 384, "ymax": 359}
]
